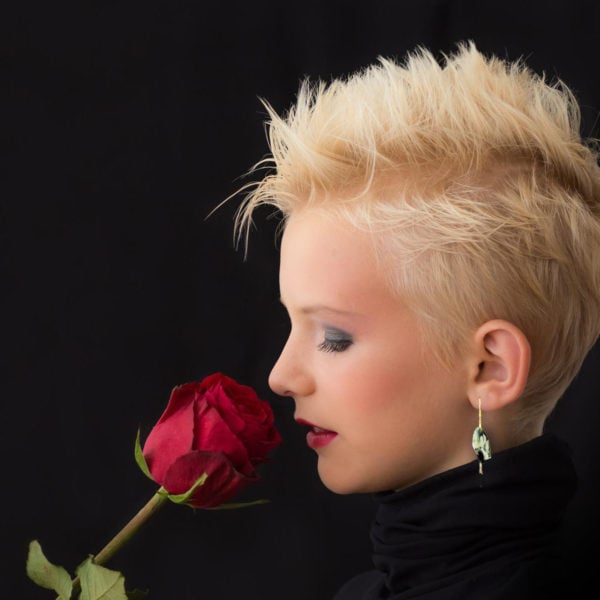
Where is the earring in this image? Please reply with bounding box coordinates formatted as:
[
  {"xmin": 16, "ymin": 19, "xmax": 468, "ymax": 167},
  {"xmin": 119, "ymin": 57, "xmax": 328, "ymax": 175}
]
[{"xmin": 472, "ymin": 397, "xmax": 492, "ymax": 475}]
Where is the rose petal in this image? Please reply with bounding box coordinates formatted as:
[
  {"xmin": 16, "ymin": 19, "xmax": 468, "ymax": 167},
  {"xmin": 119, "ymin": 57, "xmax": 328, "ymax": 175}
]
[
  {"xmin": 245, "ymin": 429, "xmax": 283, "ymax": 465},
  {"xmin": 142, "ymin": 385, "xmax": 196, "ymax": 484},
  {"xmin": 193, "ymin": 402, "xmax": 254, "ymax": 476},
  {"xmin": 155, "ymin": 382, "xmax": 202, "ymax": 423},
  {"xmin": 231, "ymin": 400, "xmax": 281, "ymax": 463},
  {"xmin": 203, "ymin": 384, "xmax": 246, "ymax": 434},
  {"xmin": 163, "ymin": 450, "xmax": 257, "ymax": 508},
  {"xmin": 200, "ymin": 374, "xmax": 281, "ymax": 463}
]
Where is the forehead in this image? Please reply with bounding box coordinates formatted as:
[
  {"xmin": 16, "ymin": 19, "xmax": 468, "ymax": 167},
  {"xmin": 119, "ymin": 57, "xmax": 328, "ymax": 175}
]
[
  {"xmin": 281, "ymin": 210, "xmax": 374, "ymax": 272},
  {"xmin": 279, "ymin": 211, "xmax": 393, "ymax": 312}
]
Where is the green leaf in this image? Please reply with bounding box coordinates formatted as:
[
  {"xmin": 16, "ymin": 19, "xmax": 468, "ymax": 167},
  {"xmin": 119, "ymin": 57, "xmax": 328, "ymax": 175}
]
[
  {"xmin": 164, "ymin": 472, "xmax": 208, "ymax": 505},
  {"xmin": 208, "ymin": 499, "xmax": 270, "ymax": 510},
  {"xmin": 134, "ymin": 429, "xmax": 154, "ymax": 481},
  {"xmin": 76, "ymin": 558, "xmax": 128, "ymax": 600},
  {"xmin": 25, "ymin": 540, "xmax": 73, "ymax": 599},
  {"xmin": 126, "ymin": 589, "xmax": 148, "ymax": 600}
]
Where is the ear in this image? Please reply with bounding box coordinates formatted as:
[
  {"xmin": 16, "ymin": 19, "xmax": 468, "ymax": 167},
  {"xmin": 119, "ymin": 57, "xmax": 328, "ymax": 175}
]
[{"xmin": 467, "ymin": 319, "xmax": 531, "ymax": 411}]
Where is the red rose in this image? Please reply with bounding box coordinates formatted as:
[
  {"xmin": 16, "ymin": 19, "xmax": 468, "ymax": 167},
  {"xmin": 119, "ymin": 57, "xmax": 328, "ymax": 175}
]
[{"xmin": 142, "ymin": 373, "xmax": 281, "ymax": 508}]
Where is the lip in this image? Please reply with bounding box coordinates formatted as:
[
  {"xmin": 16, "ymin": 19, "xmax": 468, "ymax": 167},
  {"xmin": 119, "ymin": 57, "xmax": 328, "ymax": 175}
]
[{"xmin": 295, "ymin": 418, "xmax": 338, "ymax": 449}]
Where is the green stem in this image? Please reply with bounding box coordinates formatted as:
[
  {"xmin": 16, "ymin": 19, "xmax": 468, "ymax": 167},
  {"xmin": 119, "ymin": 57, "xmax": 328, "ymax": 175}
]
[
  {"xmin": 69, "ymin": 487, "xmax": 168, "ymax": 598},
  {"xmin": 93, "ymin": 487, "xmax": 168, "ymax": 566}
]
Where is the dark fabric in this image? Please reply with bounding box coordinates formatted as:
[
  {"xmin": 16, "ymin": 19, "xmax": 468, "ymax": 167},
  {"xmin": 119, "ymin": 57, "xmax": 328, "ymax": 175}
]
[{"xmin": 334, "ymin": 434, "xmax": 577, "ymax": 600}]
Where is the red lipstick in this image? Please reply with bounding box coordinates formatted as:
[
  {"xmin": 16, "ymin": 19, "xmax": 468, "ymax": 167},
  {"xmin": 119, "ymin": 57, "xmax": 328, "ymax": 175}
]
[{"xmin": 295, "ymin": 418, "xmax": 338, "ymax": 449}]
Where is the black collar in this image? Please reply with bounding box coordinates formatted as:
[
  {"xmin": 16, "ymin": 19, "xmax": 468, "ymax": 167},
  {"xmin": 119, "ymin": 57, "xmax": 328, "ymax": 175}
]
[{"xmin": 366, "ymin": 434, "xmax": 577, "ymax": 598}]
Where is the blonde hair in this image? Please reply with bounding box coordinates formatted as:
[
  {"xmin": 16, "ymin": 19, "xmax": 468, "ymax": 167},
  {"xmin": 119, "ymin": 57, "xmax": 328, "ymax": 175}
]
[{"xmin": 233, "ymin": 41, "xmax": 600, "ymax": 429}]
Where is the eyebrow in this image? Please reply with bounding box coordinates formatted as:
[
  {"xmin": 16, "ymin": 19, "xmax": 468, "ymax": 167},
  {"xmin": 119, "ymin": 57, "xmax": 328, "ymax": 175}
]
[{"xmin": 279, "ymin": 298, "xmax": 361, "ymax": 317}]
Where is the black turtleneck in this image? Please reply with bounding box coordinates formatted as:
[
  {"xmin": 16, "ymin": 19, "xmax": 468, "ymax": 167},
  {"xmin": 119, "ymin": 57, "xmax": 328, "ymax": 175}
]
[{"xmin": 333, "ymin": 434, "xmax": 576, "ymax": 600}]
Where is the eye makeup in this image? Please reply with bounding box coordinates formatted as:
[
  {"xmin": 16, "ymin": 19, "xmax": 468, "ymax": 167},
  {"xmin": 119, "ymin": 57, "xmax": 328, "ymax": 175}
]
[{"xmin": 318, "ymin": 327, "xmax": 353, "ymax": 353}]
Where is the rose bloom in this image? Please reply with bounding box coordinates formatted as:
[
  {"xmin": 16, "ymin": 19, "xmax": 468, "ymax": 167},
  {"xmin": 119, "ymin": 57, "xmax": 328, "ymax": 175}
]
[{"xmin": 142, "ymin": 373, "xmax": 281, "ymax": 508}]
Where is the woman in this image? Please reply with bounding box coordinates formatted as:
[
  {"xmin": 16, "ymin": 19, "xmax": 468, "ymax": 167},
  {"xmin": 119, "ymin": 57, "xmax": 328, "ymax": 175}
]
[{"xmin": 232, "ymin": 42, "xmax": 600, "ymax": 599}]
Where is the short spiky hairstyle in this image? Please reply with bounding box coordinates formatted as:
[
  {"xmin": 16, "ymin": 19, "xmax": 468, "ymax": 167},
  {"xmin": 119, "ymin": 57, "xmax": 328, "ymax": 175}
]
[{"xmin": 234, "ymin": 42, "xmax": 600, "ymax": 428}]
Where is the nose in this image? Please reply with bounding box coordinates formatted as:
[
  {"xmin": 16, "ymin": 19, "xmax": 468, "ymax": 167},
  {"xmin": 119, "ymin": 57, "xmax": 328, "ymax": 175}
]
[{"xmin": 268, "ymin": 334, "xmax": 314, "ymax": 398}]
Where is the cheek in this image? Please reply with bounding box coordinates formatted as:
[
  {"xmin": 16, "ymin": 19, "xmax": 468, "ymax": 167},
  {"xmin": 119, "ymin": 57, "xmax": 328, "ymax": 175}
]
[
  {"xmin": 355, "ymin": 350, "xmax": 424, "ymax": 402},
  {"xmin": 342, "ymin": 356, "xmax": 449, "ymax": 440},
  {"xmin": 332, "ymin": 359, "xmax": 419, "ymax": 422}
]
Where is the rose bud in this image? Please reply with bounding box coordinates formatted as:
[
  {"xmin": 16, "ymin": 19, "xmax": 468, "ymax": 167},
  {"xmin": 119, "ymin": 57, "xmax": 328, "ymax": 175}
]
[{"xmin": 141, "ymin": 373, "xmax": 281, "ymax": 508}]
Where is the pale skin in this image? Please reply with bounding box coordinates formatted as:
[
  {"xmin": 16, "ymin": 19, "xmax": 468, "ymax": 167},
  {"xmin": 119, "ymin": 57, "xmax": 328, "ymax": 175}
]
[{"xmin": 269, "ymin": 208, "xmax": 535, "ymax": 494}]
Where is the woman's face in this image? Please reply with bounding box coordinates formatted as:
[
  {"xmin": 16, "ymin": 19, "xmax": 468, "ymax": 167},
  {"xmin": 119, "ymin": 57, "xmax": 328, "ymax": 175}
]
[{"xmin": 269, "ymin": 209, "xmax": 476, "ymax": 493}]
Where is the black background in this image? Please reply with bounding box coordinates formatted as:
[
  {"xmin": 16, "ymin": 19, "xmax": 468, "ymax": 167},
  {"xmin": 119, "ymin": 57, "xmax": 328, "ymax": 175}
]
[{"xmin": 4, "ymin": 1, "xmax": 599, "ymax": 598}]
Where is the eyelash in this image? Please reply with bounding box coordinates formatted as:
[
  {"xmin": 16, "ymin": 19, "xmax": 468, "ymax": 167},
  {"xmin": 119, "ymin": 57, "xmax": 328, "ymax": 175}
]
[{"xmin": 318, "ymin": 332, "xmax": 353, "ymax": 353}]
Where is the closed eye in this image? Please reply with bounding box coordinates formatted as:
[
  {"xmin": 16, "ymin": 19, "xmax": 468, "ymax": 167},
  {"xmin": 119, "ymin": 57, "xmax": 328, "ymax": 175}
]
[{"xmin": 318, "ymin": 329, "xmax": 353, "ymax": 353}]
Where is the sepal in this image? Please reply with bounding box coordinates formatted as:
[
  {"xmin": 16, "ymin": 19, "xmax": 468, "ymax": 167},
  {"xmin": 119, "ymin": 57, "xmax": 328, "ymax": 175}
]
[
  {"xmin": 208, "ymin": 499, "xmax": 270, "ymax": 510},
  {"xmin": 159, "ymin": 472, "xmax": 208, "ymax": 505},
  {"xmin": 134, "ymin": 429, "xmax": 154, "ymax": 481}
]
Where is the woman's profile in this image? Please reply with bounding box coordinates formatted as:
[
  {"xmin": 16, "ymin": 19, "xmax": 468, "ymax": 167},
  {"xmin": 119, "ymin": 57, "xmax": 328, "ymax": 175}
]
[{"xmin": 230, "ymin": 42, "xmax": 600, "ymax": 599}]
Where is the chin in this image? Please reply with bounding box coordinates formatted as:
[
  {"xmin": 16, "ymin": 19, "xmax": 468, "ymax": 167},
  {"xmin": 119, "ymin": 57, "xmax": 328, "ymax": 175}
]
[{"xmin": 317, "ymin": 463, "xmax": 376, "ymax": 495}]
